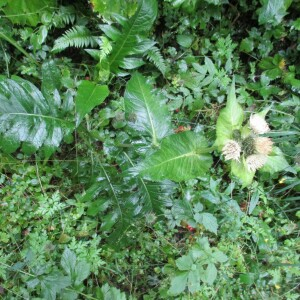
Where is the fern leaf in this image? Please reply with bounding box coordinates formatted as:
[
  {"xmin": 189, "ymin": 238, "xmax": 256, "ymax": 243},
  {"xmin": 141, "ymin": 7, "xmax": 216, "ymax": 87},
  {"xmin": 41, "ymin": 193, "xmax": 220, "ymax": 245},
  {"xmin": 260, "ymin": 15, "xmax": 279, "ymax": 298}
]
[
  {"xmin": 99, "ymin": 36, "xmax": 112, "ymax": 62},
  {"xmin": 52, "ymin": 5, "xmax": 76, "ymax": 28},
  {"xmin": 146, "ymin": 46, "xmax": 166, "ymax": 75},
  {"xmin": 52, "ymin": 26, "xmax": 98, "ymax": 53}
]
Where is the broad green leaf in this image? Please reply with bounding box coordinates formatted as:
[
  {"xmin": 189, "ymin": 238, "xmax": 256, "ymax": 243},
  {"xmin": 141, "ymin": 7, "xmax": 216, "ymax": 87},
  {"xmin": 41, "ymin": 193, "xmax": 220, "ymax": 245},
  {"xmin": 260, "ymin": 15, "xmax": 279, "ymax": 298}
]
[
  {"xmin": 42, "ymin": 60, "xmax": 61, "ymax": 101},
  {"xmin": 104, "ymin": 0, "xmax": 158, "ymax": 73},
  {"xmin": 40, "ymin": 271, "xmax": 71, "ymax": 300},
  {"xmin": 200, "ymin": 190, "xmax": 220, "ymax": 204},
  {"xmin": 26, "ymin": 278, "xmax": 40, "ymax": 289},
  {"xmin": 168, "ymin": 271, "xmax": 189, "ymax": 295},
  {"xmin": 2, "ymin": 0, "xmax": 56, "ymax": 26},
  {"xmin": 176, "ymin": 254, "xmax": 193, "ymax": 271},
  {"xmin": 61, "ymin": 248, "xmax": 76, "ymax": 276},
  {"xmin": 74, "ymin": 261, "xmax": 90, "ymax": 286},
  {"xmin": 257, "ymin": 0, "xmax": 292, "ymax": 26},
  {"xmin": 75, "ymin": 81, "xmax": 109, "ymax": 126},
  {"xmin": 100, "ymin": 283, "xmax": 127, "ymax": 300},
  {"xmin": 248, "ymin": 190, "xmax": 259, "ymax": 214},
  {"xmin": 124, "ymin": 72, "xmax": 171, "ymax": 145},
  {"xmin": 239, "ymin": 273, "xmax": 256, "ymax": 285},
  {"xmin": 215, "ymin": 81, "xmax": 244, "ymax": 150},
  {"xmin": 137, "ymin": 179, "xmax": 175, "ymax": 214},
  {"xmin": 0, "ymin": 77, "xmax": 74, "ymax": 156},
  {"xmin": 119, "ymin": 57, "xmax": 145, "ymax": 69},
  {"xmin": 212, "ymin": 250, "xmax": 228, "ymax": 263},
  {"xmin": 240, "ymin": 38, "xmax": 254, "ymax": 53},
  {"xmin": 205, "ymin": 57, "xmax": 216, "ymax": 75},
  {"xmin": 261, "ymin": 147, "xmax": 291, "ymax": 173},
  {"xmin": 177, "ymin": 34, "xmax": 194, "ymax": 48},
  {"xmin": 195, "ymin": 213, "xmax": 218, "ymax": 234},
  {"xmin": 204, "ymin": 263, "xmax": 217, "ymax": 285},
  {"xmin": 132, "ymin": 131, "xmax": 213, "ymax": 182},
  {"xmin": 61, "ymin": 290, "xmax": 78, "ymax": 300},
  {"xmin": 187, "ymin": 269, "xmax": 201, "ymax": 293},
  {"xmin": 231, "ymin": 159, "xmax": 255, "ymax": 187}
]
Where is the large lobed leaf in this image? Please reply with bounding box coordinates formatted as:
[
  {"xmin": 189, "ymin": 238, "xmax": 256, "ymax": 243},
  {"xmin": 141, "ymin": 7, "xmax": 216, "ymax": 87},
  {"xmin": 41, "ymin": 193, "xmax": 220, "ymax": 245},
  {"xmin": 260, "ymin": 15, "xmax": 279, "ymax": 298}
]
[
  {"xmin": 257, "ymin": 0, "xmax": 292, "ymax": 26},
  {"xmin": 215, "ymin": 81, "xmax": 244, "ymax": 150},
  {"xmin": 0, "ymin": 76, "xmax": 73, "ymax": 155},
  {"xmin": 2, "ymin": 0, "xmax": 56, "ymax": 26},
  {"xmin": 124, "ymin": 72, "xmax": 172, "ymax": 145},
  {"xmin": 131, "ymin": 131, "xmax": 213, "ymax": 182},
  {"xmin": 0, "ymin": 62, "xmax": 109, "ymax": 155}
]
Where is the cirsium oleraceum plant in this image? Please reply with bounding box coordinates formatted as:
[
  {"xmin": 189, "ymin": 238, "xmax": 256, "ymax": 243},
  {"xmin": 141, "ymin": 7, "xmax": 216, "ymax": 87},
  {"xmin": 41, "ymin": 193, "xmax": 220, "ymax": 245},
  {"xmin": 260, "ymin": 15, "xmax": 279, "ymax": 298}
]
[{"xmin": 215, "ymin": 81, "xmax": 289, "ymax": 187}]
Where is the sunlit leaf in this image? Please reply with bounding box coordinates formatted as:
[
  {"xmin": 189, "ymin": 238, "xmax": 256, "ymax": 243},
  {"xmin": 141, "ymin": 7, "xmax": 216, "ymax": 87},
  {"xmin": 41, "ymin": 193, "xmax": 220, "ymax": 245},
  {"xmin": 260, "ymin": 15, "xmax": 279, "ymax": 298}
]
[
  {"xmin": 215, "ymin": 81, "xmax": 244, "ymax": 150},
  {"xmin": 124, "ymin": 72, "xmax": 172, "ymax": 145},
  {"xmin": 132, "ymin": 131, "xmax": 213, "ymax": 182}
]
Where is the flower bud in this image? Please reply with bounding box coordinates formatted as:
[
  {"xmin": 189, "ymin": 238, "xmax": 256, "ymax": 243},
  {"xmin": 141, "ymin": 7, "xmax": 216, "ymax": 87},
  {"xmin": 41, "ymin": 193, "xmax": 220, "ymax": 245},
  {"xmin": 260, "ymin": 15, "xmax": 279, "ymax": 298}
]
[
  {"xmin": 222, "ymin": 140, "xmax": 241, "ymax": 161},
  {"xmin": 250, "ymin": 114, "xmax": 270, "ymax": 134},
  {"xmin": 254, "ymin": 137, "xmax": 273, "ymax": 155},
  {"xmin": 246, "ymin": 154, "xmax": 268, "ymax": 172}
]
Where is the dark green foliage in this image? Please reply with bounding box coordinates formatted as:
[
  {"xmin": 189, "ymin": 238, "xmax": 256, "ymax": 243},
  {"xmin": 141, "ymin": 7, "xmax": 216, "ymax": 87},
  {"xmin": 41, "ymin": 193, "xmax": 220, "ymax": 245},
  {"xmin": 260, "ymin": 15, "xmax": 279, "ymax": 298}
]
[
  {"xmin": 0, "ymin": 0, "xmax": 299, "ymax": 299},
  {"xmin": 52, "ymin": 26, "xmax": 98, "ymax": 53},
  {"xmin": 99, "ymin": 0, "xmax": 158, "ymax": 74}
]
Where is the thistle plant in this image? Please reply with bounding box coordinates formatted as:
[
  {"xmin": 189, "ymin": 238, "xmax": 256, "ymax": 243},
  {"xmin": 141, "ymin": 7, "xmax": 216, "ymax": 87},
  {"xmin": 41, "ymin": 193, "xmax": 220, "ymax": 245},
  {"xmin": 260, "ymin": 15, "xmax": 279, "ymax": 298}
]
[
  {"xmin": 215, "ymin": 81, "xmax": 289, "ymax": 186},
  {"xmin": 221, "ymin": 114, "xmax": 274, "ymax": 172}
]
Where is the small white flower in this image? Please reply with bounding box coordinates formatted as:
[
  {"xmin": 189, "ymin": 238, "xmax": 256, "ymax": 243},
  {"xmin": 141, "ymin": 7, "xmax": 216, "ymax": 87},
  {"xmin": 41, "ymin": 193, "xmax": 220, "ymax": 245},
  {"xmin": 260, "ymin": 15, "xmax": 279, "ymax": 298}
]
[
  {"xmin": 250, "ymin": 114, "xmax": 270, "ymax": 134},
  {"xmin": 254, "ymin": 137, "xmax": 273, "ymax": 155},
  {"xmin": 222, "ymin": 140, "xmax": 241, "ymax": 161},
  {"xmin": 246, "ymin": 154, "xmax": 268, "ymax": 172}
]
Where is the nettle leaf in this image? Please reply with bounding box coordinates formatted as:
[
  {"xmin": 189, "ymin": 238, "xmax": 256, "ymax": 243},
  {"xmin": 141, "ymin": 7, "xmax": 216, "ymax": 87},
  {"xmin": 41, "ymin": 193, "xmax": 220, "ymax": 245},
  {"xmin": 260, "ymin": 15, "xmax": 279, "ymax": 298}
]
[
  {"xmin": 101, "ymin": 0, "xmax": 158, "ymax": 73},
  {"xmin": 40, "ymin": 271, "xmax": 71, "ymax": 300},
  {"xmin": 124, "ymin": 72, "xmax": 172, "ymax": 145},
  {"xmin": 168, "ymin": 272, "xmax": 189, "ymax": 295},
  {"xmin": 132, "ymin": 131, "xmax": 213, "ymax": 182},
  {"xmin": 215, "ymin": 81, "xmax": 244, "ymax": 150},
  {"xmin": 188, "ymin": 268, "xmax": 201, "ymax": 293},
  {"xmin": 100, "ymin": 283, "xmax": 127, "ymax": 300},
  {"xmin": 75, "ymin": 80, "xmax": 109, "ymax": 126},
  {"xmin": 0, "ymin": 76, "xmax": 73, "ymax": 156},
  {"xmin": 204, "ymin": 263, "xmax": 218, "ymax": 285},
  {"xmin": 61, "ymin": 248, "xmax": 76, "ymax": 276},
  {"xmin": 257, "ymin": 0, "xmax": 292, "ymax": 26},
  {"xmin": 195, "ymin": 213, "xmax": 218, "ymax": 234},
  {"xmin": 176, "ymin": 255, "xmax": 194, "ymax": 271},
  {"xmin": 61, "ymin": 248, "xmax": 90, "ymax": 286}
]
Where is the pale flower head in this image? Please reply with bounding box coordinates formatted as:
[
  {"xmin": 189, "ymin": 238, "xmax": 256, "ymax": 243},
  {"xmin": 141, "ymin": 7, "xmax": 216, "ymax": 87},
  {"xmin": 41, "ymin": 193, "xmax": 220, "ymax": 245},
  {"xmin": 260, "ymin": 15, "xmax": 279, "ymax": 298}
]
[
  {"xmin": 246, "ymin": 154, "xmax": 268, "ymax": 172},
  {"xmin": 254, "ymin": 137, "xmax": 273, "ymax": 155},
  {"xmin": 250, "ymin": 114, "xmax": 270, "ymax": 134},
  {"xmin": 222, "ymin": 140, "xmax": 241, "ymax": 161}
]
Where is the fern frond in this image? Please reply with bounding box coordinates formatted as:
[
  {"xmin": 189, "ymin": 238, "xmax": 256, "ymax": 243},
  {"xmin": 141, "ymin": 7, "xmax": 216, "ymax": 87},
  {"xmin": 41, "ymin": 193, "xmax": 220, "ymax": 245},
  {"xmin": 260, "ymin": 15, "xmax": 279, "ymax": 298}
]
[
  {"xmin": 145, "ymin": 46, "xmax": 166, "ymax": 75},
  {"xmin": 99, "ymin": 36, "xmax": 112, "ymax": 62},
  {"xmin": 52, "ymin": 5, "xmax": 76, "ymax": 28},
  {"xmin": 52, "ymin": 26, "xmax": 98, "ymax": 53}
]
